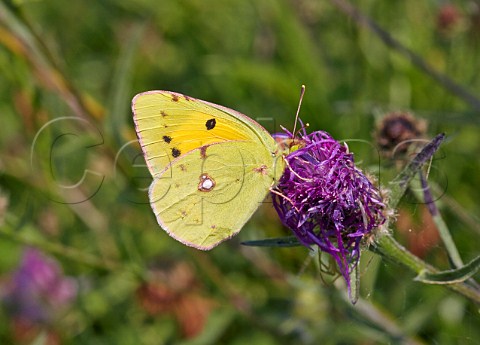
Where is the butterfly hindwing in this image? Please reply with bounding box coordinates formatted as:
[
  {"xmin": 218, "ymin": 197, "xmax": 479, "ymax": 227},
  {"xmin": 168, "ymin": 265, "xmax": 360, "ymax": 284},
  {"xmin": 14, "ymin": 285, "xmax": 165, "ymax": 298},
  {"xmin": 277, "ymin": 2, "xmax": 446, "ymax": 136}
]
[{"xmin": 149, "ymin": 141, "xmax": 282, "ymax": 249}]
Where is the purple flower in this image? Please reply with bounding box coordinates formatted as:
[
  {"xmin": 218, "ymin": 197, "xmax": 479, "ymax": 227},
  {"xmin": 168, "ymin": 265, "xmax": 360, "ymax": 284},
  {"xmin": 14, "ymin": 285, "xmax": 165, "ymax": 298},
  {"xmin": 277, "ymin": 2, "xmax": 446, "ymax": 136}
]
[
  {"xmin": 2, "ymin": 247, "xmax": 77, "ymax": 323},
  {"xmin": 272, "ymin": 129, "xmax": 385, "ymax": 291}
]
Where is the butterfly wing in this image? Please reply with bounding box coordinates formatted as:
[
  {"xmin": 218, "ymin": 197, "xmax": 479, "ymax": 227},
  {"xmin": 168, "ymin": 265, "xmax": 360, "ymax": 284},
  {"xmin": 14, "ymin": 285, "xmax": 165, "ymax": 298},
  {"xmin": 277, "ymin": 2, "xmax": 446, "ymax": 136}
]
[
  {"xmin": 149, "ymin": 141, "xmax": 283, "ymax": 249},
  {"xmin": 132, "ymin": 90, "xmax": 277, "ymax": 176},
  {"xmin": 132, "ymin": 90, "xmax": 285, "ymax": 249}
]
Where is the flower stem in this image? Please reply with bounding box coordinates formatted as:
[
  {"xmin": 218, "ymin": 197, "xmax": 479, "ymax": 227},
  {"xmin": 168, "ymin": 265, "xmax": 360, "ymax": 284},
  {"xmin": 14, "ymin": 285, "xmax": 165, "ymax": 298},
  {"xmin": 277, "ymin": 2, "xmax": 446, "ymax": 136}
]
[
  {"xmin": 418, "ymin": 172, "xmax": 464, "ymax": 268},
  {"xmin": 375, "ymin": 232, "xmax": 480, "ymax": 304}
]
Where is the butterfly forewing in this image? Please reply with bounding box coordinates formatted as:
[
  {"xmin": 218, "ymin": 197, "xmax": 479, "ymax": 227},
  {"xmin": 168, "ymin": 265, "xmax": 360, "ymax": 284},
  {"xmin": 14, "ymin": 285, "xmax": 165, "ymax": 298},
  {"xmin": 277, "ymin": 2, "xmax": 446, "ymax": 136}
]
[{"xmin": 132, "ymin": 91, "xmax": 276, "ymax": 176}]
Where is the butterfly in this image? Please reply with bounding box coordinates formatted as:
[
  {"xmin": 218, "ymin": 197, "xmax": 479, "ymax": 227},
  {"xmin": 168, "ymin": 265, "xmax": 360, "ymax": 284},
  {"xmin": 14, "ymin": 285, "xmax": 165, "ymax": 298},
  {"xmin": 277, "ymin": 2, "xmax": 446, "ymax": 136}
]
[{"xmin": 132, "ymin": 91, "xmax": 286, "ymax": 250}]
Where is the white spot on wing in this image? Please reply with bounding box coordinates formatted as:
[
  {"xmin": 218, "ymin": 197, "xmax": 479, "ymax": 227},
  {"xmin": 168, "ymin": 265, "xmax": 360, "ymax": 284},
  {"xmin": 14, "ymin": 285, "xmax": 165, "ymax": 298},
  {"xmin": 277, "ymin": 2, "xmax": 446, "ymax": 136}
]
[{"xmin": 198, "ymin": 173, "xmax": 216, "ymax": 192}]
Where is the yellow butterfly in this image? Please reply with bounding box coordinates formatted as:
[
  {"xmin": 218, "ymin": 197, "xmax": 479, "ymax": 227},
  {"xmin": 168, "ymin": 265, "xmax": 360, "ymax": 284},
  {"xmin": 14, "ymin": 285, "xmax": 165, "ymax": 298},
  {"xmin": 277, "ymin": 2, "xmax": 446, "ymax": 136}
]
[{"xmin": 132, "ymin": 91, "xmax": 286, "ymax": 250}]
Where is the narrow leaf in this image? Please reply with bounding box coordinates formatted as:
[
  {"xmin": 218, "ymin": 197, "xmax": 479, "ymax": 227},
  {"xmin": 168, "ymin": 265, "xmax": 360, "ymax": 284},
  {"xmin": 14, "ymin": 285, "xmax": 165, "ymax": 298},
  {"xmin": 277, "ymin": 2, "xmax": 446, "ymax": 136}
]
[
  {"xmin": 388, "ymin": 133, "xmax": 445, "ymax": 209},
  {"xmin": 415, "ymin": 255, "xmax": 480, "ymax": 284},
  {"xmin": 349, "ymin": 259, "xmax": 360, "ymax": 304},
  {"xmin": 106, "ymin": 23, "xmax": 145, "ymax": 148},
  {"xmin": 241, "ymin": 236, "xmax": 302, "ymax": 248}
]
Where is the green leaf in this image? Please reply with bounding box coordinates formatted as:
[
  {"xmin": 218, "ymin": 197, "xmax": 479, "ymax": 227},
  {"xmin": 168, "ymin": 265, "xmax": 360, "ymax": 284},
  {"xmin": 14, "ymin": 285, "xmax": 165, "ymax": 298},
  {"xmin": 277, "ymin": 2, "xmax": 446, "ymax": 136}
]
[
  {"xmin": 241, "ymin": 236, "xmax": 302, "ymax": 248},
  {"xmin": 415, "ymin": 255, "xmax": 480, "ymax": 284},
  {"xmin": 388, "ymin": 133, "xmax": 445, "ymax": 209},
  {"xmin": 106, "ymin": 22, "xmax": 145, "ymax": 148},
  {"xmin": 349, "ymin": 259, "xmax": 360, "ymax": 304}
]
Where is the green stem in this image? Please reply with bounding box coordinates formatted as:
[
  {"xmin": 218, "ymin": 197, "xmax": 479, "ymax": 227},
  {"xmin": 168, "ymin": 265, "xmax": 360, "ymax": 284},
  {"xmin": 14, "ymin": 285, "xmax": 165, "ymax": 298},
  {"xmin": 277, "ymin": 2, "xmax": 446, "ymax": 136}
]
[
  {"xmin": 431, "ymin": 211, "xmax": 464, "ymax": 266},
  {"xmin": 329, "ymin": 0, "xmax": 480, "ymax": 110},
  {"xmin": 412, "ymin": 174, "xmax": 464, "ymax": 268},
  {"xmin": 0, "ymin": 216, "xmax": 119, "ymax": 271},
  {"xmin": 375, "ymin": 232, "xmax": 480, "ymax": 304}
]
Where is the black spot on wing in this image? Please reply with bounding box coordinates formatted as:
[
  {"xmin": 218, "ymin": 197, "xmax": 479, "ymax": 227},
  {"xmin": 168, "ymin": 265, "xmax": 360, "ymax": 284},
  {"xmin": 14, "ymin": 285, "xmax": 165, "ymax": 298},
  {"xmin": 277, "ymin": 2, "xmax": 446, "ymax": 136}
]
[
  {"xmin": 205, "ymin": 118, "xmax": 216, "ymax": 130},
  {"xmin": 172, "ymin": 148, "xmax": 181, "ymax": 158},
  {"xmin": 163, "ymin": 135, "xmax": 172, "ymax": 143}
]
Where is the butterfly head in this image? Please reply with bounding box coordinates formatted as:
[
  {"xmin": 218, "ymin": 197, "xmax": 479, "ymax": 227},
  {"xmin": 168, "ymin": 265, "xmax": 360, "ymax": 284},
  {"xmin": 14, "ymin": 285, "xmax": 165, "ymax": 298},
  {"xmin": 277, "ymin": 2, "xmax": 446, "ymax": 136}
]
[{"xmin": 273, "ymin": 134, "xmax": 306, "ymax": 155}]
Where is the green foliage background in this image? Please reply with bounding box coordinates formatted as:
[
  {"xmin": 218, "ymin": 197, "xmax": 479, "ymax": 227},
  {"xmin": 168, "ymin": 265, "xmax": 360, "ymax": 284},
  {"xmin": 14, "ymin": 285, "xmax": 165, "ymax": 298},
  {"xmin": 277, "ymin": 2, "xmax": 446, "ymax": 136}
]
[{"xmin": 0, "ymin": 0, "xmax": 479, "ymax": 344}]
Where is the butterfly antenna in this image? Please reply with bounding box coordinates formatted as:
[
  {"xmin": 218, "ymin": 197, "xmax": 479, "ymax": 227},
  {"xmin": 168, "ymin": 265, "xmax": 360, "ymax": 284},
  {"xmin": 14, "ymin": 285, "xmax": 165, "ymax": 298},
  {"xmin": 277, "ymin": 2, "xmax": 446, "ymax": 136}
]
[{"xmin": 292, "ymin": 85, "xmax": 306, "ymax": 145}]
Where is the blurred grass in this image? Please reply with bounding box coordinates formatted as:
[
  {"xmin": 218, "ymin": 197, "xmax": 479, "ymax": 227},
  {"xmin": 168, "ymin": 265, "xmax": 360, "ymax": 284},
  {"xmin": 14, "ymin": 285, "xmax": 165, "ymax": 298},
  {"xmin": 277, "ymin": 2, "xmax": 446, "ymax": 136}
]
[{"xmin": 0, "ymin": 0, "xmax": 479, "ymax": 344}]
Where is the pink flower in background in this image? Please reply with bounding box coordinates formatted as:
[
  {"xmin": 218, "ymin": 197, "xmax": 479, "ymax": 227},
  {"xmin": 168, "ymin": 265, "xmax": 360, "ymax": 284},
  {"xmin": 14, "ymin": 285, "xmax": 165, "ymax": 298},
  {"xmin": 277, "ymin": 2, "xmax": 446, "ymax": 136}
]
[{"xmin": 2, "ymin": 247, "xmax": 77, "ymax": 323}]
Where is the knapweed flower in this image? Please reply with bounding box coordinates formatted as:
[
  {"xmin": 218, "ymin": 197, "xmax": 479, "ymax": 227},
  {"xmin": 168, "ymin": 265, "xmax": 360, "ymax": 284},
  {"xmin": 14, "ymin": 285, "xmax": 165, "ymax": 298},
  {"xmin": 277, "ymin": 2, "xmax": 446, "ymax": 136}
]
[
  {"xmin": 272, "ymin": 129, "xmax": 385, "ymax": 292},
  {"xmin": 2, "ymin": 247, "xmax": 77, "ymax": 323},
  {"xmin": 375, "ymin": 111, "xmax": 427, "ymax": 159}
]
